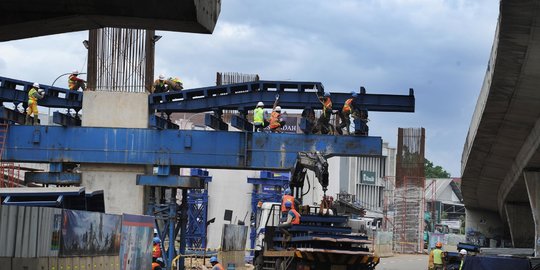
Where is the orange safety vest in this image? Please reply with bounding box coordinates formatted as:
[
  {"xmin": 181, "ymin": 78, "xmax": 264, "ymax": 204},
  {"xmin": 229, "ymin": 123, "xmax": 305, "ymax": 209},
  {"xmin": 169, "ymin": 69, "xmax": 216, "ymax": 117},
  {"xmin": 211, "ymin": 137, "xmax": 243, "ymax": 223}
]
[
  {"xmin": 152, "ymin": 243, "xmax": 162, "ymax": 258},
  {"xmin": 289, "ymin": 209, "xmax": 301, "ymax": 225},
  {"xmin": 322, "ymin": 97, "xmax": 332, "ymax": 117},
  {"xmin": 213, "ymin": 263, "xmax": 225, "ymax": 270},
  {"xmin": 343, "ymin": 98, "xmax": 353, "ymax": 114},
  {"xmin": 281, "ymin": 195, "xmax": 295, "ymax": 212},
  {"xmin": 269, "ymin": 111, "xmax": 281, "ymax": 129},
  {"xmin": 68, "ymin": 74, "xmax": 80, "ymax": 90},
  {"xmin": 151, "ymin": 262, "xmax": 161, "ymax": 270}
]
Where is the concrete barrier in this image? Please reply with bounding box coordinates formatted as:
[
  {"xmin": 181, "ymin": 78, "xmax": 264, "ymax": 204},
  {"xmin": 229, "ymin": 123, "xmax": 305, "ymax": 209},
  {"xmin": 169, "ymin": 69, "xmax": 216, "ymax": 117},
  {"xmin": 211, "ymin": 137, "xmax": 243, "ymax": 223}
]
[{"xmin": 374, "ymin": 231, "xmax": 394, "ymax": 257}]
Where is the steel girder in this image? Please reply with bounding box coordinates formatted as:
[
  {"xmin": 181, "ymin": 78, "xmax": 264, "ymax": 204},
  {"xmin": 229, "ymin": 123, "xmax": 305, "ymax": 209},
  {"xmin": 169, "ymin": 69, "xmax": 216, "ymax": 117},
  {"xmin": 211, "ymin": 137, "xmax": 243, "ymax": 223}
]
[
  {"xmin": 149, "ymin": 80, "xmax": 415, "ymax": 113},
  {"xmin": 4, "ymin": 126, "xmax": 382, "ymax": 169}
]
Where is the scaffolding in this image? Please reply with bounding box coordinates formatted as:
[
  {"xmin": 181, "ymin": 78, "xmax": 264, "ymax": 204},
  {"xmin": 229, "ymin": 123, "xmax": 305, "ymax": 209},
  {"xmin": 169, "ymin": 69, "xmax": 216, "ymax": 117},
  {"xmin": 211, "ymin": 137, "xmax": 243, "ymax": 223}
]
[{"xmin": 393, "ymin": 127, "xmax": 426, "ymax": 253}]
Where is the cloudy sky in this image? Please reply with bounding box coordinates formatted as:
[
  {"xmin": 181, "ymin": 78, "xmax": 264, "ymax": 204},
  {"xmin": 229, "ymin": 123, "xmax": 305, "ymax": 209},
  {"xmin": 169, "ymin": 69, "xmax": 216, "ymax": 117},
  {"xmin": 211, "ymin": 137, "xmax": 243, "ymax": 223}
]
[{"xmin": 0, "ymin": 0, "xmax": 500, "ymax": 176}]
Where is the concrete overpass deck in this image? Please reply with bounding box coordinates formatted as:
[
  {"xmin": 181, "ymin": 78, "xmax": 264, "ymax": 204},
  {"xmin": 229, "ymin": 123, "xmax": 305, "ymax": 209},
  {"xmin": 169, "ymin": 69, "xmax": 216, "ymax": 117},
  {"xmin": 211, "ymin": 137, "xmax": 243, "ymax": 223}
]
[{"xmin": 461, "ymin": 0, "xmax": 540, "ymax": 251}]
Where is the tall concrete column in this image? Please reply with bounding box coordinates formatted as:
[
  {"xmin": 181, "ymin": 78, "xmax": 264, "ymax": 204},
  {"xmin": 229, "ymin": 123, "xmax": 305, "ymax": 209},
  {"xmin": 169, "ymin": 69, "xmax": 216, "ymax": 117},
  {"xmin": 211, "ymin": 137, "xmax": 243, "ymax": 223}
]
[
  {"xmin": 80, "ymin": 91, "xmax": 149, "ymax": 215},
  {"xmin": 504, "ymin": 202, "xmax": 534, "ymax": 248},
  {"xmin": 80, "ymin": 28, "xmax": 153, "ymax": 215},
  {"xmin": 524, "ymin": 171, "xmax": 540, "ymax": 256}
]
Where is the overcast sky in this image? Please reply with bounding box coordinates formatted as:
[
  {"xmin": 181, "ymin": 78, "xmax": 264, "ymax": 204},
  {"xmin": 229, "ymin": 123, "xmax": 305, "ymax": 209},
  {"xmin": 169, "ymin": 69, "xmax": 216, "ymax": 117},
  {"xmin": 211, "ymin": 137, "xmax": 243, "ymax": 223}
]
[{"xmin": 0, "ymin": 0, "xmax": 500, "ymax": 176}]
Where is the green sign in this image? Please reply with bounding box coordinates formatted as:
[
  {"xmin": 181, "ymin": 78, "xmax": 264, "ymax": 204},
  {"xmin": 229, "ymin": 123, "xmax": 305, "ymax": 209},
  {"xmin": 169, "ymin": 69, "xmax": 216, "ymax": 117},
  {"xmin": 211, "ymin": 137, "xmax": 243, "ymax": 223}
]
[{"xmin": 361, "ymin": 171, "xmax": 376, "ymax": 184}]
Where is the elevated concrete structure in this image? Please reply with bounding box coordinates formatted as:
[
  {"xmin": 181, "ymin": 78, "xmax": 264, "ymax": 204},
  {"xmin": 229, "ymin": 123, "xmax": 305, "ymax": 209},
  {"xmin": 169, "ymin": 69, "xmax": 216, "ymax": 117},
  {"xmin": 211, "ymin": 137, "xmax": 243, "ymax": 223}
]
[
  {"xmin": 0, "ymin": 0, "xmax": 220, "ymax": 41},
  {"xmin": 80, "ymin": 92, "xmax": 149, "ymax": 215},
  {"xmin": 462, "ymin": 0, "xmax": 540, "ymax": 249}
]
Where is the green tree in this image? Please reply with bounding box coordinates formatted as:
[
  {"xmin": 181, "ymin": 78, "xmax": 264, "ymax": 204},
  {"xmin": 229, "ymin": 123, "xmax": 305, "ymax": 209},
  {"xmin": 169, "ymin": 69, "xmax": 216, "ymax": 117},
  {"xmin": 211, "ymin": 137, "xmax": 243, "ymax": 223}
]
[{"xmin": 425, "ymin": 158, "xmax": 451, "ymax": 178}]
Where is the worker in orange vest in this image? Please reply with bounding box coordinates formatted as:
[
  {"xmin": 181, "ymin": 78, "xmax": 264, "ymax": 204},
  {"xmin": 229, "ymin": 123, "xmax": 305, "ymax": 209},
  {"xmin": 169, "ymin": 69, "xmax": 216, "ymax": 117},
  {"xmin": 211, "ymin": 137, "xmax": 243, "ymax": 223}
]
[
  {"xmin": 68, "ymin": 70, "xmax": 86, "ymax": 91},
  {"xmin": 153, "ymin": 74, "xmax": 168, "ymax": 93},
  {"xmin": 281, "ymin": 188, "xmax": 295, "ymax": 221},
  {"xmin": 152, "ymin": 236, "xmax": 162, "ymax": 262},
  {"xmin": 210, "ymin": 256, "xmax": 224, "ymax": 270},
  {"xmin": 317, "ymin": 92, "xmax": 333, "ymax": 134},
  {"xmin": 338, "ymin": 91, "xmax": 357, "ymax": 135},
  {"xmin": 269, "ymin": 95, "xmax": 284, "ymax": 133},
  {"xmin": 278, "ymin": 201, "xmax": 301, "ymax": 244}
]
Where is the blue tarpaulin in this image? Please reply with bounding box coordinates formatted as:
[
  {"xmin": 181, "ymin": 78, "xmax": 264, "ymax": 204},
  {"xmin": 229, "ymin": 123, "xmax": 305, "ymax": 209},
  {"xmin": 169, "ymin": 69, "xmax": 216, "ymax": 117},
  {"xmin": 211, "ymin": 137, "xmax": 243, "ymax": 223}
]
[{"xmin": 463, "ymin": 255, "xmax": 530, "ymax": 270}]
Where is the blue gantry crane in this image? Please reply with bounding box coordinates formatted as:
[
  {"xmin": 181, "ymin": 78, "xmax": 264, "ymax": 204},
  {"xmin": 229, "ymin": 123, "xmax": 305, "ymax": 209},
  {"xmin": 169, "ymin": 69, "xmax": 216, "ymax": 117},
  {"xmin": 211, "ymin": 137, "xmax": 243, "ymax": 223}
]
[{"xmin": 0, "ymin": 75, "xmax": 415, "ymax": 268}]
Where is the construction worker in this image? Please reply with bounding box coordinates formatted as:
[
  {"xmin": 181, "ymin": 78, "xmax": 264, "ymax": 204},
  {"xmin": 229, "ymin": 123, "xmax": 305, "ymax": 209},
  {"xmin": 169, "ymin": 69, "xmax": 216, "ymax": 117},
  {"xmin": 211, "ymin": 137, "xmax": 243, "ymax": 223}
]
[
  {"xmin": 338, "ymin": 91, "xmax": 357, "ymax": 135},
  {"xmin": 281, "ymin": 188, "xmax": 295, "ymax": 221},
  {"xmin": 153, "ymin": 74, "xmax": 168, "ymax": 93},
  {"xmin": 152, "ymin": 236, "xmax": 162, "ymax": 262},
  {"xmin": 167, "ymin": 77, "xmax": 183, "ymax": 91},
  {"xmin": 278, "ymin": 201, "xmax": 301, "ymax": 243},
  {"xmin": 151, "ymin": 257, "xmax": 164, "ymax": 270},
  {"xmin": 428, "ymin": 242, "xmax": 445, "ymax": 270},
  {"xmin": 317, "ymin": 92, "xmax": 333, "ymax": 134},
  {"xmin": 253, "ymin": 101, "xmax": 266, "ymax": 132},
  {"xmin": 26, "ymin": 83, "xmax": 44, "ymax": 125},
  {"xmin": 269, "ymin": 95, "xmax": 284, "ymax": 133},
  {"xmin": 68, "ymin": 70, "xmax": 86, "ymax": 91},
  {"xmin": 459, "ymin": 249, "xmax": 467, "ymax": 270},
  {"xmin": 210, "ymin": 256, "xmax": 224, "ymax": 270}
]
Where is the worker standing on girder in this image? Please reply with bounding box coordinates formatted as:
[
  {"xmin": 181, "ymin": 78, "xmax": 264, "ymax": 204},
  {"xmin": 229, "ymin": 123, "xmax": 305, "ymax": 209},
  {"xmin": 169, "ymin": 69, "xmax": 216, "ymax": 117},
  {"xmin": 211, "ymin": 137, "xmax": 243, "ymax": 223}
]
[
  {"xmin": 280, "ymin": 188, "xmax": 296, "ymax": 221},
  {"xmin": 68, "ymin": 70, "xmax": 86, "ymax": 91},
  {"xmin": 167, "ymin": 77, "xmax": 183, "ymax": 91},
  {"xmin": 26, "ymin": 83, "xmax": 44, "ymax": 125},
  {"xmin": 428, "ymin": 242, "xmax": 445, "ymax": 270},
  {"xmin": 253, "ymin": 101, "xmax": 266, "ymax": 132},
  {"xmin": 338, "ymin": 91, "xmax": 357, "ymax": 135},
  {"xmin": 269, "ymin": 95, "xmax": 284, "ymax": 133},
  {"xmin": 153, "ymin": 74, "xmax": 168, "ymax": 93},
  {"xmin": 317, "ymin": 92, "xmax": 333, "ymax": 134}
]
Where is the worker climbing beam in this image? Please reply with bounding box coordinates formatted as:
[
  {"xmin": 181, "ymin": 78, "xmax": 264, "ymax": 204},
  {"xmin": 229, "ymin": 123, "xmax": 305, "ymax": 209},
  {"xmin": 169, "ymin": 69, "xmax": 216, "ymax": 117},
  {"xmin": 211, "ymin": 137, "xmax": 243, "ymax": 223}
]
[{"xmin": 3, "ymin": 126, "xmax": 382, "ymax": 170}]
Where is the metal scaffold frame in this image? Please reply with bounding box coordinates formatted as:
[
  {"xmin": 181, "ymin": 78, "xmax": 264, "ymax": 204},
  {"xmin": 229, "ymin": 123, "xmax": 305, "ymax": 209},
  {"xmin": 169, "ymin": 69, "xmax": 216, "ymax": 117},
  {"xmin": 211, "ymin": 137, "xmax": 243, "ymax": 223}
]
[{"xmin": 185, "ymin": 169, "xmax": 212, "ymax": 251}]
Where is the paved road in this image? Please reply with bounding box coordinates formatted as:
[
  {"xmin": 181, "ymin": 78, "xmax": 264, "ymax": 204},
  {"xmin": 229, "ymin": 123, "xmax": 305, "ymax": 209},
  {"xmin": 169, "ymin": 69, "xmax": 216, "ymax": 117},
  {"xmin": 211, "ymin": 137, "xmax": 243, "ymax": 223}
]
[{"xmin": 377, "ymin": 254, "xmax": 428, "ymax": 270}]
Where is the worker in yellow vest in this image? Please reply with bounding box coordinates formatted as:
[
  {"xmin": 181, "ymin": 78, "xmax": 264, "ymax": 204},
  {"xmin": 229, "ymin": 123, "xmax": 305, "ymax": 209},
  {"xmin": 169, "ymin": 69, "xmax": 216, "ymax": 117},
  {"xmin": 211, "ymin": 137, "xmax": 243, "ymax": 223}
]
[
  {"xmin": 253, "ymin": 101, "xmax": 266, "ymax": 132},
  {"xmin": 459, "ymin": 249, "xmax": 467, "ymax": 270},
  {"xmin": 428, "ymin": 242, "xmax": 445, "ymax": 270},
  {"xmin": 26, "ymin": 83, "xmax": 44, "ymax": 125},
  {"xmin": 167, "ymin": 77, "xmax": 183, "ymax": 91},
  {"xmin": 68, "ymin": 70, "xmax": 86, "ymax": 91}
]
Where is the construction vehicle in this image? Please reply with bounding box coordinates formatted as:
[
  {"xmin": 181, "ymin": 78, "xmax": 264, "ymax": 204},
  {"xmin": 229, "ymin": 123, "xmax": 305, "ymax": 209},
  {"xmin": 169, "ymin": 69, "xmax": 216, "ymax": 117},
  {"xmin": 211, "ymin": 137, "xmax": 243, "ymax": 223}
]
[{"xmin": 252, "ymin": 151, "xmax": 380, "ymax": 270}]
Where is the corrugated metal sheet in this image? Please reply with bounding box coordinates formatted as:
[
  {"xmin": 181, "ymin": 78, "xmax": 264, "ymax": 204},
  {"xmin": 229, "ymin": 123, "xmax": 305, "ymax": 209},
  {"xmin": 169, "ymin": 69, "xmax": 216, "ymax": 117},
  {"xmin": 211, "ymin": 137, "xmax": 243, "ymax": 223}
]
[{"xmin": 0, "ymin": 205, "xmax": 62, "ymax": 258}]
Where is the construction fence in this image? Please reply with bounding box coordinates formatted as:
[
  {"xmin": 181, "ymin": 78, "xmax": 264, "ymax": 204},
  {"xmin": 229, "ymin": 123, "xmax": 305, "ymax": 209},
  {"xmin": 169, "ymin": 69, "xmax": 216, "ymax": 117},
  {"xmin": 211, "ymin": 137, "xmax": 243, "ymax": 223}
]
[{"xmin": 0, "ymin": 204, "xmax": 154, "ymax": 270}]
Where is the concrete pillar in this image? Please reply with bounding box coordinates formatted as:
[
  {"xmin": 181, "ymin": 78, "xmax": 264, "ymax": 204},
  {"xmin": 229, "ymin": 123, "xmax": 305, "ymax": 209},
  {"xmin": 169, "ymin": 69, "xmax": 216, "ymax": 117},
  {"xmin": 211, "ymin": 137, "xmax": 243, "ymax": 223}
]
[
  {"xmin": 524, "ymin": 171, "xmax": 540, "ymax": 256},
  {"xmin": 504, "ymin": 202, "xmax": 534, "ymax": 248},
  {"xmin": 81, "ymin": 91, "xmax": 149, "ymax": 215}
]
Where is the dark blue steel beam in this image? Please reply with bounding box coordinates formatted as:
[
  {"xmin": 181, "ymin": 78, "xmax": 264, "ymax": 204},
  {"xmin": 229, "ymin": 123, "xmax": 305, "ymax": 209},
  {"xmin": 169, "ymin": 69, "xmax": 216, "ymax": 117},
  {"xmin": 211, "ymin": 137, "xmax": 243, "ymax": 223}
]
[
  {"xmin": 4, "ymin": 126, "xmax": 382, "ymax": 170},
  {"xmin": 149, "ymin": 80, "xmax": 415, "ymax": 113},
  {"xmin": 24, "ymin": 172, "xmax": 82, "ymax": 185},
  {"xmin": 149, "ymin": 115, "xmax": 180, "ymax": 130},
  {"xmin": 0, "ymin": 106, "xmax": 35, "ymax": 125},
  {"xmin": 136, "ymin": 175, "xmax": 205, "ymax": 188},
  {"xmin": 53, "ymin": 112, "xmax": 82, "ymax": 126},
  {"xmin": 0, "ymin": 76, "xmax": 83, "ymax": 109}
]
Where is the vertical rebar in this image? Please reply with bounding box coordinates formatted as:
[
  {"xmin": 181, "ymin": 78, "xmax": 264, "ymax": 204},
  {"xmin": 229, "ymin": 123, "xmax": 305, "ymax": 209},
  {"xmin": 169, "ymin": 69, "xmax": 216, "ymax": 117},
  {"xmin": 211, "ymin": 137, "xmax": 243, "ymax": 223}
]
[{"xmin": 87, "ymin": 27, "xmax": 154, "ymax": 92}]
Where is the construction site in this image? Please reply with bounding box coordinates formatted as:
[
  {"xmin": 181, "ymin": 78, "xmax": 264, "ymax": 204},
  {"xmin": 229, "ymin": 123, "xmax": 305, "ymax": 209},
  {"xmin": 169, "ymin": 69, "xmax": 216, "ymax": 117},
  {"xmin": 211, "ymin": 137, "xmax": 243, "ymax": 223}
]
[{"xmin": 2, "ymin": 1, "xmax": 540, "ymax": 270}]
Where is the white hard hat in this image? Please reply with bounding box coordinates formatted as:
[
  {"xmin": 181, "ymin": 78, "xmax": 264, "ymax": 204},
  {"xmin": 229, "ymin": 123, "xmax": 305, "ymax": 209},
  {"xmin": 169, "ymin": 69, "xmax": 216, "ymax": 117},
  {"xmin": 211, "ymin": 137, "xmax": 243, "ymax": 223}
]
[
  {"xmin": 33, "ymin": 83, "xmax": 40, "ymax": 88},
  {"xmin": 153, "ymin": 228, "xmax": 158, "ymax": 234},
  {"xmin": 459, "ymin": 249, "xmax": 467, "ymax": 255},
  {"xmin": 257, "ymin": 102, "xmax": 264, "ymax": 107},
  {"xmin": 158, "ymin": 74, "xmax": 165, "ymax": 80},
  {"xmin": 72, "ymin": 70, "xmax": 79, "ymax": 75},
  {"xmin": 275, "ymin": 106, "xmax": 281, "ymax": 112}
]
